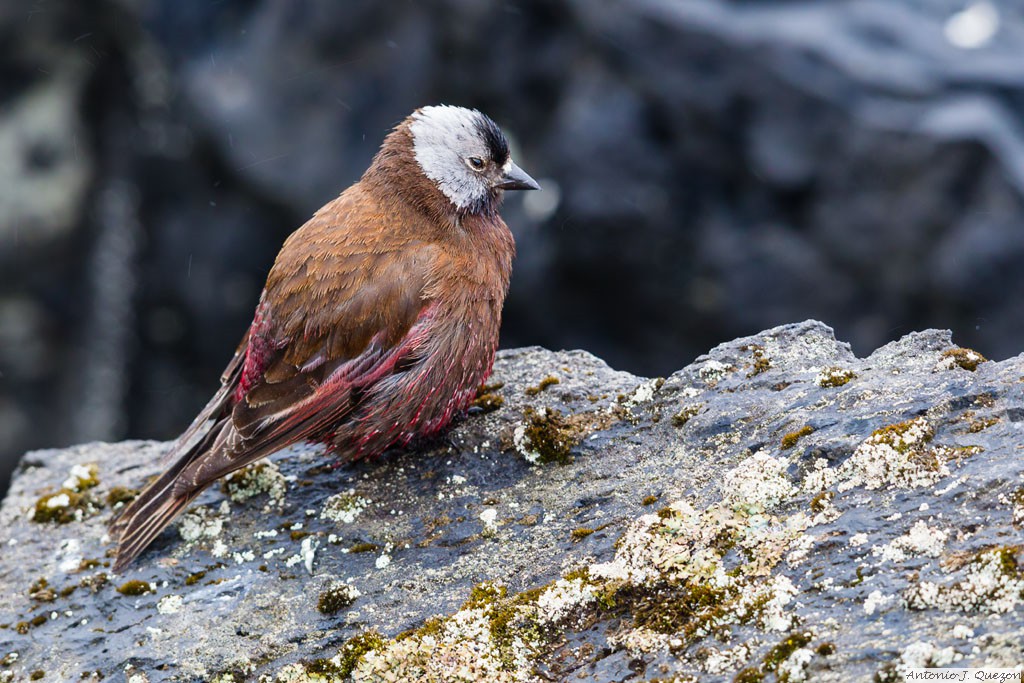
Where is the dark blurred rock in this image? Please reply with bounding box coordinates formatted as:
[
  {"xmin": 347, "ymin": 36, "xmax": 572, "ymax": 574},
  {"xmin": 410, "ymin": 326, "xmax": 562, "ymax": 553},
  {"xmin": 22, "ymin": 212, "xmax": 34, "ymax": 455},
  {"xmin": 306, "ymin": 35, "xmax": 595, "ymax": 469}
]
[
  {"xmin": 0, "ymin": 1, "xmax": 126, "ymax": 497},
  {"xmin": 0, "ymin": 1, "xmax": 298, "ymax": 495},
  {"xmin": 2, "ymin": 324, "xmax": 1023, "ymax": 681},
  {"xmin": 4, "ymin": 0, "xmax": 1024, "ymax": 502}
]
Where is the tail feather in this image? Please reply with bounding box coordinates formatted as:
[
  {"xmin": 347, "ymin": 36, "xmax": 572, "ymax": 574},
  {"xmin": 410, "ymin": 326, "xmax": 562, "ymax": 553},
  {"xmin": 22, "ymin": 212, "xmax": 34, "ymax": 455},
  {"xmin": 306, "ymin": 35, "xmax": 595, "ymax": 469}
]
[
  {"xmin": 111, "ymin": 418, "xmax": 272, "ymax": 571},
  {"xmin": 111, "ymin": 489, "xmax": 200, "ymax": 573},
  {"xmin": 110, "ymin": 440, "xmax": 214, "ymax": 572},
  {"xmin": 110, "ymin": 328, "xmax": 253, "ymax": 572}
]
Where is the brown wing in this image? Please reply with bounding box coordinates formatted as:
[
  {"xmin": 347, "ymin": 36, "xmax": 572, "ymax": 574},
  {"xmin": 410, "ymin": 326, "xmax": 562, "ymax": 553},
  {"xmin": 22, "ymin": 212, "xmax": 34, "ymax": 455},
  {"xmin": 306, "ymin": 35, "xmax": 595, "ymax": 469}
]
[
  {"xmin": 170, "ymin": 191, "xmax": 439, "ymax": 489},
  {"xmin": 175, "ymin": 255, "xmax": 435, "ymax": 491},
  {"xmin": 111, "ymin": 189, "xmax": 439, "ymax": 570}
]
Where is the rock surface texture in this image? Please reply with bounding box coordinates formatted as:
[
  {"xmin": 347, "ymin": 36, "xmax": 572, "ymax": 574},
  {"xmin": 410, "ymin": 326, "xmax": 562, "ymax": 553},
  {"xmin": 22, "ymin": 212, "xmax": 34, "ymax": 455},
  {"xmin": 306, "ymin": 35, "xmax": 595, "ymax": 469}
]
[{"xmin": 1, "ymin": 321, "xmax": 1023, "ymax": 682}]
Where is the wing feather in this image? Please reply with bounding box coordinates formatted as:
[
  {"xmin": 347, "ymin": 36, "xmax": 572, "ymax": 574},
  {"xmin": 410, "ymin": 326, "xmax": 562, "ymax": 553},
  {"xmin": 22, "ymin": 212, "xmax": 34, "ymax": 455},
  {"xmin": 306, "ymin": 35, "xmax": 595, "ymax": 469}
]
[{"xmin": 111, "ymin": 189, "xmax": 442, "ymax": 569}]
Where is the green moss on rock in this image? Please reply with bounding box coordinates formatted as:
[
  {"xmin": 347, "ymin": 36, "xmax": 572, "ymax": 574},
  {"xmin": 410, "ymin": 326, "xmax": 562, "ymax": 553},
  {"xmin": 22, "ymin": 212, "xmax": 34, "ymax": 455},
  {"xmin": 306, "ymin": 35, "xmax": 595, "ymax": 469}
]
[
  {"xmin": 335, "ymin": 630, "xmax": 387, "ymax": 678},
  {"xmin": 31, "ymin": 490, "xmax": 97, "ymax": 525},
  {"xmin": 105, "ymin": 486, "xmax": 139, "ymax": 507},
  {"xmin": 515, "ymin": 407, "xmax": 579, "ymax": 464},
  {"xmin": 631, "ymin": 582, "xmax": 741, "ymax": 639},
  {"xmin": 762, "ymin": 631, "xmax": 813, "ymax": 671},
  {"xmin": 348, "ymin": 542, "xmax": 380, "ymax": 554},
  {"xmin": 525, "ymin": 375, "xmax": 560, "ymax": 396},
  {"xmin": 304, "ymin": 657, "xmax": 343, "ymax": 677},
  {"xmin": 672, "ymin": 404, "xmax": 701, "ymax": 427},
  {"xmin": 809, "ymin": 490, "xmax": 834, "ymax": 513},
  {"xmin": 967, "ymin": 415, "xmax": 998, "ymax": 433},
  {"xmin": 462, "ymin": 581, "xmax": 508, "ymax": 610},
  {"xmin": 184, "ymin": 570, "xmax": 207, "ymax": 586},
  {"xmin": 317, "ymin": 583, "xmax": 360, "ymax": 615},
  {"xmin": 469, "ymin": 393, "xmax": 504, "ymax": 413},
  {"xmin": 745, "ymin": 345, "xmax": 772, "ymax": 378},
  {"xmin": 116, "ymin": 580, "xmax": 153, "ymax": 596},
  {"xmin": 780, "ymin": 425, "xmax": 814, "ymax": 450},
  {"xmin": 817, "ymin": 367, "xmax": 856, "ymax": 388},
  {"xmin": 28, "ymin": 577, "xmax": 55, "ymax": 603},
  {"xmin": 940, "ymin": 347, "xmax": 987, "ymax": 371}
]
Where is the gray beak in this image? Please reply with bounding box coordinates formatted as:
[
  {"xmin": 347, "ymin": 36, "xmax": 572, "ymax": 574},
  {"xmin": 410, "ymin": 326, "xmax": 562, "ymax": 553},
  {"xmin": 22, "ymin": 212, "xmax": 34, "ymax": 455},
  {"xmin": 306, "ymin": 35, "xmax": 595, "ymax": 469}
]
[{"xmin": 495, "ymin": 161, "xmax": 541, "ymax": 191}]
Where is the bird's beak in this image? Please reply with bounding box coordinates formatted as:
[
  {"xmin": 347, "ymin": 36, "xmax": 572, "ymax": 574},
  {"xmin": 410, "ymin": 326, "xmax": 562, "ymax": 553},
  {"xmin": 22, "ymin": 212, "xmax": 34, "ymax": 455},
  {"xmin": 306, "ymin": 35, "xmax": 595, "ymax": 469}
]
[{"xmin": 495, "ymin": 161, "xmax": 541, "ymax": 191}]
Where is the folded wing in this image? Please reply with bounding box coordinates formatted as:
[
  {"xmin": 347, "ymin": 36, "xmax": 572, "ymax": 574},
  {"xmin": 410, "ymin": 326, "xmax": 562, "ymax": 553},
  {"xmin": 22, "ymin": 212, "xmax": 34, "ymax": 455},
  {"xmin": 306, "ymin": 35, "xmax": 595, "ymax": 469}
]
[{"xmin": 111, "ymin": 206, "xmax": 436, "ymax": 571}]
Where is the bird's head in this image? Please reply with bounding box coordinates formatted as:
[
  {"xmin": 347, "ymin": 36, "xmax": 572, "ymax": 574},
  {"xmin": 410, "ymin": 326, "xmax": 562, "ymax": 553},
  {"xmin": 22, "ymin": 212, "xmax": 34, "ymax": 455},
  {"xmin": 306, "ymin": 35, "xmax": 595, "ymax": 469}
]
[{"xmin": 398, "ymin": 105, "xmax": 539, "ymax": 215}]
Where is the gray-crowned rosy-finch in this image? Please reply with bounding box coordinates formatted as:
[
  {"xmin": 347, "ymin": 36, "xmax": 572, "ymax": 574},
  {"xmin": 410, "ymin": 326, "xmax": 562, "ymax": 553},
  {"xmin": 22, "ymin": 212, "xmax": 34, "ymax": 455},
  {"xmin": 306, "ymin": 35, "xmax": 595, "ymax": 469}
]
[{"xmin": 111, "ymin": 105, "xmax": 539, "ymax": 571}]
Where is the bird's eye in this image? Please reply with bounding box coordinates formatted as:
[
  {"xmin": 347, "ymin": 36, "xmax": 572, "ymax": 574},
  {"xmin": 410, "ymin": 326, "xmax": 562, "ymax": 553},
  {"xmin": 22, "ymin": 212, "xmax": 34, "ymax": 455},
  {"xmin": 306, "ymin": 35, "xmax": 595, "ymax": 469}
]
[{"xmin": 467, "ymin": 157, "xmax": 486, "ymax": 171}]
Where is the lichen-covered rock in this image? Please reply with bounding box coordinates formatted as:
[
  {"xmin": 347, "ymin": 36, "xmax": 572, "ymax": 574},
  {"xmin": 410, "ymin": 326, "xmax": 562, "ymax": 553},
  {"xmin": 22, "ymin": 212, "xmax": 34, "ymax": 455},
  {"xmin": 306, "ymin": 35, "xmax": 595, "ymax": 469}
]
[{"xmin": 2, "ymin": 321, "xmax": 1023, "ymax": 682}]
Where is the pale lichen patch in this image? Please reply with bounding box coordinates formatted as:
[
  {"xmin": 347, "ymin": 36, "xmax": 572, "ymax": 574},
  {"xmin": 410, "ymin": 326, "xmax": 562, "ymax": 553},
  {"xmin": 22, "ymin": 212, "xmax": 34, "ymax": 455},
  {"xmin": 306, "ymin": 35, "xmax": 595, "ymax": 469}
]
[
  {"xmin": 222, "ymin": 460, "xmax": 288, "ymax": 509},
  {"xmin": 232, "ymin": 550, "xmax": 255, "ymax": 565},
  {"xmin": 701, "ymin": 641, "xmax": 756, "ymax": 675},
  {"xmin": 624, "ymin": 377, "xmax": 663, "ymax": 408},
  {"xmin": 609, "ymin": 626, "xmax": 672, "ymax": 655},
  {"xmin": 157, "ymin": 594, "xmax": 183, "ymax": 615},
  {"xmin": 723, "ymin": 451, "xmax": 797, "ymax": 512},
  {"xmin": 298, "ymin": 537, "xmax": 319, "ymax": 574},
  {"xmin": 698, "ymin": 359, "xmax": 735, "ymax": 386},
  {"xmin": 62, "ymin": 463, "xmax": 100, "ymax": 492},
  {"xmin": 534, "ymin": 577, "xmax": 595, "ymax": 627},
  {"xmin": 351, "ymin": 587, "xmax": 533, "ymax": 682},
  {"xmin": 320, "ymin": 490, "xmax": 370, "ymax": 525},
  {"xmin": 904, "ymin": 546, "xmax": 1024, "ymax": 614},
  {"xmin": 479, "ymin": 508, "xmax": 499, "ymax": 536},
  {"xmin": 864, "ymin": 589, "xmax": 894, "ymax": 615},
  {"xmin": 31, "ymin": 463, "xmax": 105, "ymax": 524},
  {"xmin": 776, "ymin": 645, "xmax": 815, "ymax": 682},
  {"xmin": 804, "ymin": 470, "xmax": 840, "ymax": 519},
  {"xmin": 374, "ymin": 552, "xmax": 391, "ymax": 570},
  {"xmin": 177, "ymin": 505, "xmax": 226, "ymax": 544},
  {"xmin": 874, "ymin": 520, "xmax": 948, "ymax": 562},
  {"xmin": 45, "ymin": 493, "xmax": 70, "ymax": 509},
  {"xmin": 1004, "ymin": 488, "xmax": 1024, "ymax": 527},
  {"xmin": 832, "ymin": 417, "xmax": 971, "ymax": 492},
  {"xmin": 951, "ymin": 624, "xmax": 974, "ymax": 639},
  {"xmin": 886, "ymin": 640, "xmax": 959, "ymax": 679},
  {"xmin": 125, "ymin": 664, "xmax": 150, "ymax": 683},
  {"xmin": 511, "ymin": 422, "xmax": 537, "ymax": 464}
]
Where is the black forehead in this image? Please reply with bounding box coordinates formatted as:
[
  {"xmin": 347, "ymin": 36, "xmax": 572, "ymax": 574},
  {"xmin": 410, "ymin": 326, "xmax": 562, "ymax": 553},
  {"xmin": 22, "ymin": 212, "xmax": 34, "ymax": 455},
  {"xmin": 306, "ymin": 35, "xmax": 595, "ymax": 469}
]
[{"xmin": 474, "ymin": 112, "xmax": 510, "ymax": 165}]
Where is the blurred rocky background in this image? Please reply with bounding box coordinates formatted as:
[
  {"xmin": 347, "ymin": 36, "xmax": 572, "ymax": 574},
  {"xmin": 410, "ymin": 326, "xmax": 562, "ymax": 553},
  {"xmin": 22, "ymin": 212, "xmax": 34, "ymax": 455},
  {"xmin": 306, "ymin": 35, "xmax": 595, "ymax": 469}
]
[{"xmin": 2, "ymin": 0, "xmax": 1023, "ymax": 498}]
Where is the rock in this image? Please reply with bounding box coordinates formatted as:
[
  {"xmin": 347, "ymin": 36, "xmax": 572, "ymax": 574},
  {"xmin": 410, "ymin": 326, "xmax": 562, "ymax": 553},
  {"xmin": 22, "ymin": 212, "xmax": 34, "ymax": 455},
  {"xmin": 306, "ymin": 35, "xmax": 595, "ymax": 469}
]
[{"xmin": 1, "ymin": 321, "xmax": 1022, "ymax": 682}]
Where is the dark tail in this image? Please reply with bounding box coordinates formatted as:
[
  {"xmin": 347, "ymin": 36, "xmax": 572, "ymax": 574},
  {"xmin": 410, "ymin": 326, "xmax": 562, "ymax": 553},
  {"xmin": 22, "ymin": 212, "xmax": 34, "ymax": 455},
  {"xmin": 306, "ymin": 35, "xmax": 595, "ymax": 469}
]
[
  {"xmin": 110, "ymin": 489, "xmax": 201, "ymax": 573},
  {"xmin": 110, "ymin": 333, "xmax": 252, "ymax": 572},
  {"xmin": 109, "ymin": 445, "xmax": 212, "ymax": 572},
  {"xmin": 109, "ymin": 419, "xmax": 233, "ymax": 572}
]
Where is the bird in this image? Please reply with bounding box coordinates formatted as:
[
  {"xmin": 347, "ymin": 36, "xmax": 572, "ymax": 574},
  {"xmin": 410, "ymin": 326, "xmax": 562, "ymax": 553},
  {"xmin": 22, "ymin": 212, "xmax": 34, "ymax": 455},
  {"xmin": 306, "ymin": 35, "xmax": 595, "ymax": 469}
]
[{"xmin": 110, "ymin": 105, "xmax": 539, "ymax": 571}]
